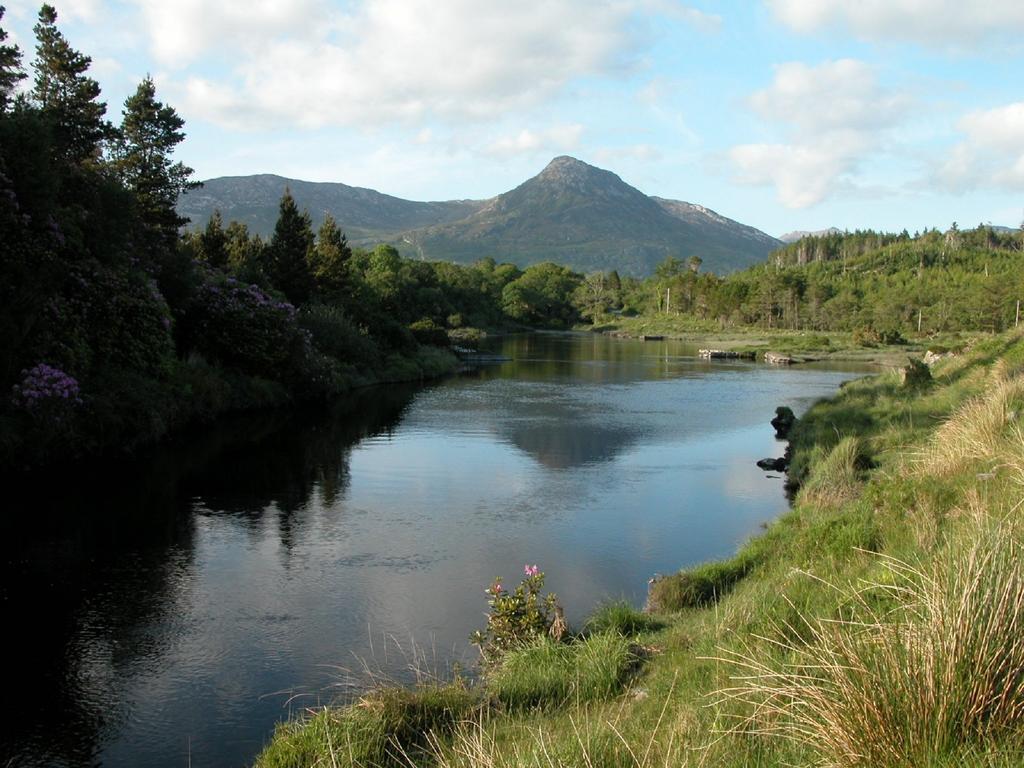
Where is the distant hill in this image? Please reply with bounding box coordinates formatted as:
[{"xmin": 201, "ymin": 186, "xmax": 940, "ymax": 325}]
[
  {"xmin": 178, "ymin": 174, "xmax": 484, "ymax": 241},
  {"xmin": 778, "ymin": 227, "xmax": 843, "ymax": 243},
  {"xmin": 178, "ymin": 156, "xmax": 781, "ymax": 276}
]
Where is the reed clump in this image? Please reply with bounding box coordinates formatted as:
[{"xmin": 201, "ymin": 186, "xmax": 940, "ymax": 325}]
[{"xmin": 714, "ymin": 521, "xmax": 1024, "ymax": 767}]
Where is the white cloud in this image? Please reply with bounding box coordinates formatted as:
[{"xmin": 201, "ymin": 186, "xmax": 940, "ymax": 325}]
[
  {"xmin": 131, "ymin": 0, "xmax": 330, "ymax": 65},
  {"xmin": 730, "ymin": 140, "xmax": 861, "ymax": 209},
  {"xmin": 60, "ymin": 0, "xmax": 104, "ymax": 23},
  {"xmin": 767, "ymin": 0, "xmax": 1024, "ymax": 49},
  {"xmin": 137, "ymin": 0, "xmax": 711, "ymax": 130},
  {"xmin": 937, "ymin": 102, "xmax": 1024, "ymax": 191},
  {"xmin": 730, "ymin": 59, "xmax": 909, "ymax": 207},
  {"xmin": 749, "ymin": 60, "xmax": 907, "ymax": 135},
  {"xmin": 486, "ymin": 124, "xmax": 584, "ymax": 158}
]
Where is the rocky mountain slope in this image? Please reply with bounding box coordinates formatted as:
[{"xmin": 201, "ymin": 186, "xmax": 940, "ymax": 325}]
[{"xmin": 178, "ymin": 157, "xmax": 781, "ymax": 275}]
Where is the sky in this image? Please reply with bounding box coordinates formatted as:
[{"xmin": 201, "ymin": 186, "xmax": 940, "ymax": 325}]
[{"xmin": 3, "ymin": 0, "xmax": 1024, "ymax": 237}]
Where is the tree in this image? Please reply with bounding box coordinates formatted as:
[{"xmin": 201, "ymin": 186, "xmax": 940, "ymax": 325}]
[
  {"xmin": 501, "ymin": 262, "xmax": 581, "ymax": 327},
  {"xmin": 198, "ymin": 209, "xmax": 228, "ymax": 270},
  {"xmin": 266, "ymin": 188, "xmax": 314, "ymax": 304},
  {"xmin": 114, "ymin": 76, "xmax": 197, "ymax": 247},
  {"xmin": 308, "ymin": 213, "xmax": 352, "ymax": 298},
  {"xmin": 573, "ymin": 272, "xmax": 615, "ymax": 322},
  {"xmin": 224, "ymin": 220, "xmax": 263, "ymax": 276},
  {"xmin": 32, "ymin": 4, "xmax": 108, "ymax": 166},
  {"xmin": 0, "ymin": 6, "xmax": 25, "ymax": 111}
]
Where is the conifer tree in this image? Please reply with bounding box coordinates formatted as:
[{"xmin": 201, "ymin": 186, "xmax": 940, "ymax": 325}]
[
  {"xmin": 225, "ymin": 220, "xmax": 263, "ymax": 275},
  {"xmin": 266, "ymin": 189, "xmax": 314, "ymax": 304},
  {"xmin": 114, "ymin": 76, "xmax": 197, "ymax": 246},
  {"xmin": 198, "ymin": 209, "xmax": 228, "ymax": 270},
  {"xmin": 308, "ymin": 213, "xmax": 352, "ymax": 298},
  {"xmin": 0, "ymin": 6, "xmax": 25, "ymax": 111},
  {"xmin": 32, "ymin": 4, "xmax": 108, "ymax": 166}
]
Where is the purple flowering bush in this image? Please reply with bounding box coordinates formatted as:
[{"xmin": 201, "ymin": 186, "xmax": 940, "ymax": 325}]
[
  {"xmin": 11, "ymin": 363, "xmax": 82, "ymax": 412},
  {"xmin": 182, "ymin": 277, "xmax": 304, "ymax": 379},
  {"xmin": 8, "ymin": 363, "xmax": 83, "ymax": 455},
  {"xmin": 471, "ymin": 564, "xmax": 564, "ymax": 664}
]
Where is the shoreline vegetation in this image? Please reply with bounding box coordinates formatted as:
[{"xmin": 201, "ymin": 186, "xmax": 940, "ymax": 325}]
[{"xmin": 257, "ymin": 327, "xmax": 1024, "ymax": 768}]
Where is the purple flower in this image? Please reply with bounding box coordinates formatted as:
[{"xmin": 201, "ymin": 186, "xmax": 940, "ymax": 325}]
[
  {"xmin": 524, "ymin": 564, "xmax": 539, "ymax": 577},
  {"xmin": 11, "ymin": 363, "xmax": 82, "ymax": 412}
]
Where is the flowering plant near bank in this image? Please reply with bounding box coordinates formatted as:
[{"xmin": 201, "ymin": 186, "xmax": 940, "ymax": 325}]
[
  {"xmin": 11, "ymin": 363, "xmax": 82, "ymax": 411},
  {"xmin": 471, "ymin": 564, "xmax": 563, "ymax": 663}
]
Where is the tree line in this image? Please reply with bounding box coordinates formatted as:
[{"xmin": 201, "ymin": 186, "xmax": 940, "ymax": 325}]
[{"xmin": 595, "ymin": 225, "xmax": 1024, "ymax": 338}]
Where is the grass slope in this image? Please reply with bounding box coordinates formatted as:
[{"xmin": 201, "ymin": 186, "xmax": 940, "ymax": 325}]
[{"xmin": 255, "ymin": 328, "xmax": 1024, "ymax": 767}]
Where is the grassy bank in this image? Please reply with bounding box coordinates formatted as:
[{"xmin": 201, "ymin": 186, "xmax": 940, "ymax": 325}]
[
  {"xmin": 256, "ymin": 328, "xmax": 1024, "ymax": 767},
  {"xmin": 589, "ymin": 313, "xmax": 974, "ymax": 367}
]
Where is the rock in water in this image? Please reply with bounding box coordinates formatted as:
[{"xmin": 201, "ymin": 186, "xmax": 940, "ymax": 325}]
[{"xmin": 770, "ymin": 406, "xmax": 796, "ymax": 438}]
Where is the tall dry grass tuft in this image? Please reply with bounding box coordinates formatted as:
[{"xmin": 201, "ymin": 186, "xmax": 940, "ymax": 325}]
[
  {"xmin": 798, "ymin": 436, "xmax": 869, "ymax": 508},
  {"xmin": 711, "ymin": 523, "xmax": 1024, "ymax": 767},
  {"xmin": 920, "ymin": 371, "xmax": 1024, "ymax": 476}
]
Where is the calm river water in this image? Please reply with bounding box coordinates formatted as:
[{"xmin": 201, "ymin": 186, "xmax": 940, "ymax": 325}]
[{"xmin": 2, "ymin": 333, "xmax": 871, "ymax": 767}]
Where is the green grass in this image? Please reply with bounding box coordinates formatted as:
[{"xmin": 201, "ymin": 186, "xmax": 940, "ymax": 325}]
[
  {"xmin": 256, "ymin": 682, "xmax": 477, "ymax": 768},
  {"xmin": 255, "ymin": 327, "xmax": 1024, "ymax": 768},
  {"xmin": 584, "ymin": 600, "xmax": 666, "ymax": 636},
  {"xmin": 488, "ymin": 632, "xmax": 637, "ymax": 711}
]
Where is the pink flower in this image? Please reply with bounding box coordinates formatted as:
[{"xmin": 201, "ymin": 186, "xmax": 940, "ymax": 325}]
[
  {"xmin": 524, "ymin": 564, "xmax": 539, "ymax": 577},
  {"xmin": 491, "ymin": 582, "xmax": 503, "ymax": 594}
]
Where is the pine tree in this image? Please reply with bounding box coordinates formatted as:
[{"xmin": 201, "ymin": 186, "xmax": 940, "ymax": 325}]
[
  {"xmin": 32, "ymin": 4, "xmax": 108, "ymax": 166},
  {"xmin": 0, "ymin": 6, "xmax": 25, "ymax": 111},
  {"xmin": 225, "ymin": 220, "xmax": 263, "ymax": 275},
  {"xmin": 114, "ymin": 76, "xmax": 197, "ymax": 246},
  {"xmin": 308, "ymin": 213, "xmax": 352, "ymax": 298},
  {"xmin": 198, "ymin": 209, "xmax": 228, "ymax": 270},
  {"xmin": 266, "ymin": 189, "xmax": 314, "ymax": 304}
]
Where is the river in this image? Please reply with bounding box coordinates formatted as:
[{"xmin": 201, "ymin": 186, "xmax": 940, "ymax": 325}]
[{"xmin": 1, "ymin": 333, "xmax": 871, "ymax": 767}]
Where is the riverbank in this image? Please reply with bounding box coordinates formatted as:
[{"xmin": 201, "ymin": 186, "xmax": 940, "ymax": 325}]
[
  {"xmin": 0, "ymin": 341, "xmax": 461, "ymax": 473},
  {"xmin": 257, "ymin": 327, "xmax": 1024, "ymax": 767},
  {"xmin": 587, "ymin": 314, "xmax": 974, "ymax": 368}
]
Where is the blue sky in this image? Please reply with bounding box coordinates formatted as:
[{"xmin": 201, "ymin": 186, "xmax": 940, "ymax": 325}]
[{"xmin": 4, "ymin": 0, "xmax": 1023, "ymax": 237}]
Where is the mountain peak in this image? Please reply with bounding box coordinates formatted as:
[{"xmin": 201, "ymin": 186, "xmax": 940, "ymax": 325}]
[
  {"xmin": 536, "ymin": 155, "xmax": 616, "ymax": 186},
  {"xmin": 543, "ymin": 155, "xmax": 589, "ymax": 170}
]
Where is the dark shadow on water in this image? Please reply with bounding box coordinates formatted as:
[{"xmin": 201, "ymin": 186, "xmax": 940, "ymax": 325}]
[{"xmin": 0, "ymin": 383, "xmax": 420, "ymax": 768}]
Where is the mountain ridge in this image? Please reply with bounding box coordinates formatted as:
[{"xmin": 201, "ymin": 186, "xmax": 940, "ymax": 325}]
[{"xmin": 177, "ymin": 156, "xmax": 782, "ymax": 276}]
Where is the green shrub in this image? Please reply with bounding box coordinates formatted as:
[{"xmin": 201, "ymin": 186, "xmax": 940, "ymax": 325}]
[
  {"xmin": 34, "ymin": 263, "xmax": 175, "ymax": 379},
  {"xmin": 408, "ymin": 318, "xmax": 450, "ymax": 347},
  {"xmin": 471, "ymin": 566, "xmax": 564, "ymax": 664},
  {"xmin": 298, "ymin": 304, "xmax": 380, "ymax": 370}
]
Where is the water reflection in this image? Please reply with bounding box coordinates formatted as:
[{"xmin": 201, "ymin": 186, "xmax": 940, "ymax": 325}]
[
  {"xmin": 1, "ymin": 335, "xmax": 871, "ymax": 768},
  {"xmin": 2, "ymin": 386, "xmax": 418, "ymax": 767}
]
